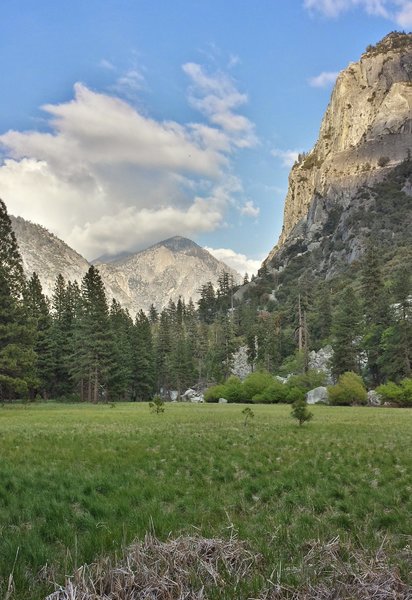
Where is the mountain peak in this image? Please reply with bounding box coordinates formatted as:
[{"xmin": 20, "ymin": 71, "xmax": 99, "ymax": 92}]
[
  {"xmin": 153, "ymin": 236, "xmax": 201, "ymax": 253},
  {"xmin": 267, "ymin": 31, "xmax": 412, "ymax": 261},
  {"xmin": 364, "ymin": 31, "xmax": 412, "ymax": 56}
]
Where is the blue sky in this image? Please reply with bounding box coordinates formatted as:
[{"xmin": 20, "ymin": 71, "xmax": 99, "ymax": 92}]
[{"xmin": 0, "ymin": 1, "xmax": 410, "ymax": 273}]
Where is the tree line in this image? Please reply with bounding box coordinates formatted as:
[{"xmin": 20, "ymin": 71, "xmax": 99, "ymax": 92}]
[{"xmin": 0, "ymin": 197, "xmax": 411, "ymax": 403}]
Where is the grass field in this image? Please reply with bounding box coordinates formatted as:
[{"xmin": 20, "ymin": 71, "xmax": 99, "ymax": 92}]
[{"xmin": 0, "ymin": 402, "xmax": 411, "ymax": 599}]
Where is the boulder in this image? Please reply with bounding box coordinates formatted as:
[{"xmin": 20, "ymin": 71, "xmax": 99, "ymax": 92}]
[
  {"xmin": 367, "ymin": 390, "xmax": 382, "ymax": 406},
  {"xmin": 306, "ymin": 386, "xmax": 329, "ymax": 405},
  {"xmin": 230, "ymin": 346, "xmax": 252, "ymax": 380},
  {"xmin": 218, "ymin": 398, "xmax": 228, "ymax": 404},
  {"xmin": 309, "ymin": 345, "xmax": 334, "ymax": 384},
  {"xmin": 182, "ymin": 388, "xmax": 204, "ymax": 403}
]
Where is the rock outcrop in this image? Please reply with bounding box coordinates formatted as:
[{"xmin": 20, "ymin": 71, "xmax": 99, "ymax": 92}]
[
  {"xmin": 11, "ymin": 215, "xmax": 90, "ymax": 298},
  {"xmin": 97, "ymin": 237, "xmax": 241, "ymax": 314},
  {"xmin": 306, "ymin": 386, "xmax": 329, "ymax": 405},
  {"xmin": 11, "ymin": 216, "xmax": 240, "ymax": 314},
  {"xmin": 267, "ymin": 32, "xmax": 412, "ymax": 270}
]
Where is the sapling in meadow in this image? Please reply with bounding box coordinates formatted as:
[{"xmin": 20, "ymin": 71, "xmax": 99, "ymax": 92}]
[
  {"xmin": 291, "ymin": 399, "xmax": 313, "ymax": 426},
  {"xmin": 149, "ymin": 395, "xmax": 165, "ymax": 413},
  {"xmin": 242, "ymin": 406, "xmax": 254, "ymax": 426}
]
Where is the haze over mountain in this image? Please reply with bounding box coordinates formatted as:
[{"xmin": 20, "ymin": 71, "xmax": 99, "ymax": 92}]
[{"xmin": 10, "ymin": 215, "xmax": 241, "ymax": 313}]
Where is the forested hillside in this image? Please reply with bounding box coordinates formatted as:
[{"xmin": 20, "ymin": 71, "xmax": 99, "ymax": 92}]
[{"xmin": 1, "ymin": 157, "xmax": 411, "ymax": 404}]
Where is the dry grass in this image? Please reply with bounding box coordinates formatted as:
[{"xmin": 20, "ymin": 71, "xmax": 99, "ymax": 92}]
[
  {"xmin": 45, "ymin": 534, "xmax": 257, "ymax": 599},
  {"xmin": 43, "ymin": 535, "xmax": 412, "ymax": 600},
  {"xmin": 261, "ymin": 536, "xmax": 412, "ymax": 600}
]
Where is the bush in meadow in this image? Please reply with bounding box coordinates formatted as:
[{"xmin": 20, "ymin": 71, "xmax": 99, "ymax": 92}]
[
  {"xmin": 376, "ymin": 378, "xmax": 412, "ymax": 407},
  {"xmin": 328, "ymin": 372, "xmax": 367, "ymax": 406}
]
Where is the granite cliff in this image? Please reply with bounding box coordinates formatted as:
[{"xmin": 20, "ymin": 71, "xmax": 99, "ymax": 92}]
[
  {"xmin": 266, "ymin": 32, "xmax": 412, "ymax": 274},
  {"xmin": 96, "ymin": 237, "xmax": 241, "ymax": 314},
  {"xmin": 11, "ymin": 216, "xmax": 240, "ymax": 313}
]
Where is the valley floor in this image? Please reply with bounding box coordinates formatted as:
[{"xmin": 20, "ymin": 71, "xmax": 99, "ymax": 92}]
[{"xmin": 0, "ymin": 403, "xmax": 411, "ymax": 599}]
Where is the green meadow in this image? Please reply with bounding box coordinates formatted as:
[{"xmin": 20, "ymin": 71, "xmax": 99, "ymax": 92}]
[{"xmin": 0, "ymin": 403, "xmax": 411, "ymax": 599}]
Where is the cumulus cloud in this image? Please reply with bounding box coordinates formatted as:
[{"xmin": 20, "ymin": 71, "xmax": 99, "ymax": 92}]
[
  {"xmin": 303, "ymin": 0, "xmax": 388, "ymax": 17},
  {"xmin": 309, "ymin": 70, "xmax": 339, "ymax": 88},
  {"xmin": 0, "ymin": 77, "xmax": 253, "ymax": 259},
  {"xmin": 271, "ymin": 148, "xmax": 302, "ymax": 168},
  {"xmin": 240, "ymin": 200, "xmax": 260, "ymax": 218},
  {"xmin": 113, "ymin": 68, "xmax": 147, "ymax": 97},
  {"xmin": 396, "ymin": 1, "xmax": 412, "ymax": 26},
  {"xmin": 205, "ymin": 247, "xmax": 262, "ymax": 276},
  {"xmin": 182, "ymin": 62, "xmax": 258, "ymax": 148},
  {"xmin": 99, "ymin": 59, "xmax": 115, "ymax": 70},
  {"xmin": 303, "ymin": 0, "xmax": 412, "ymax": 25}
]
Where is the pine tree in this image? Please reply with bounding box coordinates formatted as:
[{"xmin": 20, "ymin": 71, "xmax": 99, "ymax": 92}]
[
  {"xmin": 360, "ymin": 242, "xmax": 390, "ymax": 385},
  {"xmin": 0, "ymin": 199, "xmax": 26, "ymax": 299},
  {"xmin": 198, "ymin": 282, "xmax": 216, "ymax": 324},
  {"xmin": 379, "ymin": 265, "xmax": 412, "ymax": 381},
  {"xmin": 130, "ymin": 310, "xmax": 155, "ymax": 400},
  {"xmin": 0, "ymin": 268, "xmax": 36, "ymax": 401},
  {"xmin": 25, "ymin": 272, "xmax": 53, "ymax": 397},
  {"xmin": 0, "ymin": 200, "xmax": 36, "ymax": 400},
  {"xmin": 155, "ymin": 309, "xmax": 172, "ymax": 394},
  {"xmin": 49, "ymin": 276, "xmax": 80, "ymax": 397},
  {"xmin": 331, "ymin": 287, "xmax": 363, "ymax": 377},
  {"xmin": 148, "ymin": 304, "xmax": 159, "ymax": 324},
  {"xmin": 71, "ymin": 267, "xmax": 111, "ymax": 402},
  {"xmin": 310, "ymin": 283, "xmax": 332, "ymax": 345},
  {"xmin": 107, "ymin": 299, "xmax": 133, "ymax": 400}
]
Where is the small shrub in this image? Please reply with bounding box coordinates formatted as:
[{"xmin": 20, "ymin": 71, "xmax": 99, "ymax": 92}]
[
  {"xmin": 252, "ymin": 380, "xmax": 288, "ymax": 404},
  {"xmin": 285, "ymin": 386, "xmax": 306, "ymax": 404},
  {"xmin": 287, "ymin": 370, "xmax": 327, "ymax": 392},
  {"xmin": 224, "ymin": 376, "xmax": 246, "ymax": 403},
  {"xmin": 328, "ymin": 372, "xmax": 367, "ymax": 406},
  {"xmin": 378, "ymin": 156, "xmax": 390, "ymax": 167},
  {"xmin": 376, "ymin": 378, "xmax": 412, "ymax": 407},
  {"xmin": 243, "ymin": 371, "xmax": 274, "ymax": 400},
  {"xmin": 242, "ymin": 407, "xmax": 254, "ymax": 426},
  {"xmin": 149, "ymin": 396, "xmax": 165, "ymax": 413},
  {"xmin": 204, "ymin": 384, "xmax": 227, "ymax": 403},
  {"xmin": 291, "ymin": 399, "xmax": 313, "ymax": 426}
]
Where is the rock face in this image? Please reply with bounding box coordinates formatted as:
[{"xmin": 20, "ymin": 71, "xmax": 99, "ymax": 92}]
[
  {"xmin": 10, "ymin": 216, "xmax": 90, "ymax": 298},
  {"xmin": 97, "ymin": 237, "xmax": 241, "ymax": 314},
  {"xmin": 231, "ymin": 346, "xmax": 253, "ymax": 380},
  {"xmin": 11, "ymin": 216, "xmax": 240, "ymax": 314},
  {"xmin": 267, "ymin": 33, "xmax": 412, "ymax": 271},
  {"xmin": 181, "ymin": 388, "xmax": 205, "ymax": 403},
  {"xmin": 306, "ymin": 386, "xmax": 329, "ymax": 405},
  {"xmin": 309, "ymin": 346, "xmax": 334, "ymax": 384},
  {"xmin": 367, "ymin": 390, "xmax": 382, "ymax": 406}
]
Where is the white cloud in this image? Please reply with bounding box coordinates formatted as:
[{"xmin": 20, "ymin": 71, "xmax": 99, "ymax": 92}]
[
  {"xmin": 303, "ymin": 0, "xmax": 388, "ymax": 17},
  {"xmin": 240, "ymin": 200, "xmax": 260, "ymax": 218},
  {"xmin": 303, "ymin": 0, "xmax": 412, "ymax": 24},
  {"xmin": 395, "ymin": 1, "xmax": 412, "ymax": 26},
  {"xmin": 309, "ymin": 71, "xmax": 339, "ymax": 88},
  {"xmin": 113, "ymin": 68, "xmax": 147, "ymax": 98},
  {"xmin": 99, "ymin": 59, "xmax": 115, "ymax": 70},
  {"xmin": 271, "ymin": 148, "xmax": 302, "ymax": 168},
  {"xmin": 0, "ymin": 80, "xmax": 252, "ymax": 259},
  {"xmin": 182, "ymin": 62, "xmax": 258, "ymax": 148},
  {"xmin": 228, "ymin": 54, "xmax": 241, "ymax": 68},
  {"xmin": 205, "ymin": 247, "xmax": 262, "ymax": 276}
]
